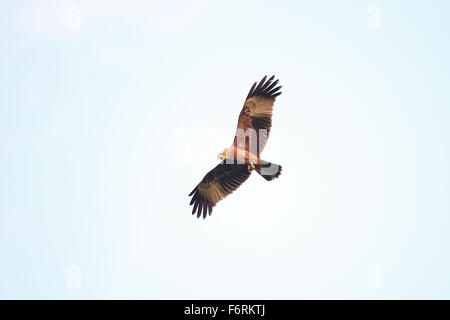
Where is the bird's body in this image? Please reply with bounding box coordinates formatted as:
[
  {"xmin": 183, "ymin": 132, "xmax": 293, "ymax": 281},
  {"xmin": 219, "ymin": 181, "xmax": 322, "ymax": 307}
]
[
  {"xmin": 220, "ymin": 146, "xmax": 261, "ymax": 166},
  {"xmin": 189, "ymin": 75, "xmax": 283, "ymax": 219}
]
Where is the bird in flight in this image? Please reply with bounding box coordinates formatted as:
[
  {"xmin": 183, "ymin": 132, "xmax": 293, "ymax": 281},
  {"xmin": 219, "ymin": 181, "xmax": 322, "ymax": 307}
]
[{"xmin": 189, "ymin": 75, "xmax": 283, "ymax": 219}]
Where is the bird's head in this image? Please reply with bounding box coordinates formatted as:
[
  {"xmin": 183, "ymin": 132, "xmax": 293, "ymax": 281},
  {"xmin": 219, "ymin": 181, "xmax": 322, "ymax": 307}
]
[{"xmin": 217, "ymin": 149, "xmax": 226, "ymax": 161}]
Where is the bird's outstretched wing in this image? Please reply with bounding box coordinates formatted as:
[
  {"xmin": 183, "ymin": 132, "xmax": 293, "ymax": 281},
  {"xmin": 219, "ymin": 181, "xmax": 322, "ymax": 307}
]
[
  {"xmin": 188, "ymin": 163, "xmax": 251, "ymax": 219},
  {"xmin": 233, "ymin": 75, "xmax": 282, "ymax": 155}
]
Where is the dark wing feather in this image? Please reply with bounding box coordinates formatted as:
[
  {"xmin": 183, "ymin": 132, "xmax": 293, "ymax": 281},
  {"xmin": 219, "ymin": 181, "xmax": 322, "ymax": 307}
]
[
  {"xmin": 188, "ymin": 163, "xmax": 251, "ymax": 219},
  {"xmin": 233, "ymin": 75, "xmax": 282, "ymax": 156}
]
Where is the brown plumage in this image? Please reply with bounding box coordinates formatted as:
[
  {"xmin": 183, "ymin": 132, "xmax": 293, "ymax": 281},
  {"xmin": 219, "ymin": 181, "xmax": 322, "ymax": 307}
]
[
  {"xmin": 189, "ymin": 75, "xmax": 283, "ymax": 219},
  {"xmin": 233, "ymin": 75, "xmax": 281, "ymax": 156},
  {"xmin": 188, "ymin": 164, "xmax": 251, "ymax": 219}
]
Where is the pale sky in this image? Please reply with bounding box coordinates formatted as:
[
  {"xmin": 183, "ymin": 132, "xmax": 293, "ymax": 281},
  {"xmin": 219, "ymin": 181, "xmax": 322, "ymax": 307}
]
[{"xmin": 1, "ymin": 0, "xmax": 450, "ymax": 299}]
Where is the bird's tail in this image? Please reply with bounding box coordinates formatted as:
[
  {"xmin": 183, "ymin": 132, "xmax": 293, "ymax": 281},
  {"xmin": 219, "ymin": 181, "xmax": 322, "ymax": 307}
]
[{"xmin": 255, "ymin": 160, "xmax": 282, "ymax": 181}]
